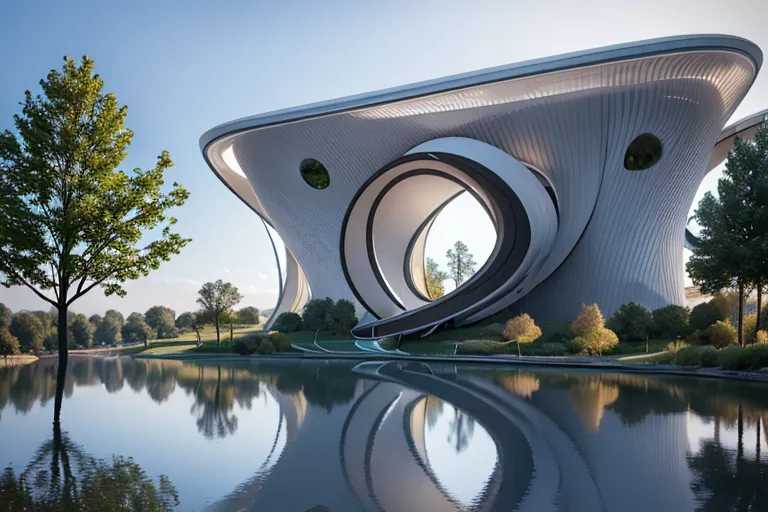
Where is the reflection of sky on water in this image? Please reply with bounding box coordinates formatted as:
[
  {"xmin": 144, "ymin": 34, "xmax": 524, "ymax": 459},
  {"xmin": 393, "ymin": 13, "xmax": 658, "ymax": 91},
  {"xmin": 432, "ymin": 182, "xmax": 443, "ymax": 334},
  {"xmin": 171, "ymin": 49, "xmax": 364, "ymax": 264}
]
[
  {"xmin": 422, "ymin": 398, "xmax": 497, "ymax": 508},
  {"xmin": 687, "ymin": 411, "xmax": 766, "ymax": 457}
]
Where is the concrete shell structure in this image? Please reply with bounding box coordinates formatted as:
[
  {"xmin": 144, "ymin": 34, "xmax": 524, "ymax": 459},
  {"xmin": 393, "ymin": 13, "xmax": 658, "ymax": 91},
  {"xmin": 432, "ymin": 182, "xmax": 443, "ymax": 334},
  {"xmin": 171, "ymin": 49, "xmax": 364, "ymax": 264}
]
[{"xmin": 201, "ymin": 35, "xmax": 764, "ymax": 337}]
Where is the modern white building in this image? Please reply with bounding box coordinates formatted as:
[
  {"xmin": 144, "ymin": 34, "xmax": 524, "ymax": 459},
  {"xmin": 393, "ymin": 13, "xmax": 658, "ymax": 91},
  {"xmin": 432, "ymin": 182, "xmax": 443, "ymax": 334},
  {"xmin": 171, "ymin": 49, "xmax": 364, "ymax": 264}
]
[{"xmin": 201, "ymin": 35, "xmax": 766, "ymax": 338}]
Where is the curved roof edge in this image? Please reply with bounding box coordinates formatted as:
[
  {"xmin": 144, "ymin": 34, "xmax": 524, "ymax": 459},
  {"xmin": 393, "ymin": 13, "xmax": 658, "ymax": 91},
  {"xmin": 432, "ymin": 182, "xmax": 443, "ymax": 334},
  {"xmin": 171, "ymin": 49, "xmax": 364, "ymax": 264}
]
[
  {"xmin": 717, "ymin": 107, "xmax": 768, "ymax": 144},
  {"xmin": 200, "ymin": 34, "xmax": 762, "ymax": 150}
]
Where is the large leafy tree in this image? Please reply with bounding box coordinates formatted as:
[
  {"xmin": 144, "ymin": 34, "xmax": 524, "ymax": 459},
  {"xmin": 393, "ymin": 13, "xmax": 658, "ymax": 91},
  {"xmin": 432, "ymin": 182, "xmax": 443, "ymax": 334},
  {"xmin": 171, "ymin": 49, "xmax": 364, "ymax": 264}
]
[
  {"xmin": 687, "ymin": 125, "xmax": 768, "ymax": 345},
  {"xmin": 196, "ymin": 280, "xmax": 243, "ymax": 345},
  {"xmin": 236, "ymin": 306, "xmax": 260, "ymax": 325},
  {"xmin": 0, "ymin": 57, "xmax": 189, "ymax": 420},
  {"xmin": 445, "ymin": 241, "xmax": 476, "ymax": 287},
  {"xmin": 9, "ymin": 312, "xmax": 46, "ymax": 354},
  {"xmin": 122, "ymin": 312, "xmax": 153, "ymax": 346},
  {"xmin": 425, "ymin": 257, "xmax": 447, "ymax": 299},
  {"xmin": 144, "ymin": 305, "xmax": 177, "ymax": 339}
]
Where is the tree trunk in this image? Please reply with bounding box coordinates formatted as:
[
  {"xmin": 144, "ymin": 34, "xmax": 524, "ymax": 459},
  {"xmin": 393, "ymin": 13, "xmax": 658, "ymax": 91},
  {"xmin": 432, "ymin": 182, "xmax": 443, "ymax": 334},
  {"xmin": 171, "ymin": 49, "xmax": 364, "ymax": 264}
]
[
  {"xmin": 230, "ymin": 322, "xmax": 233, "ymax": 343},
  {"xmin": 214, "ymin": 313, "xmax": 220, "ymax": 346},
  {"xmin": 738, "ymin": 281, "xmax": 745, "ymax": 347},
  {"xmin": 54, "ymin": 304, "xmax": 68, "ymax": 425},
  {"xmin": 517, "ymin": 340, "xmax": 521, "ymax": 357},
  {"xmin": 757, "ymin": 280, "xmax": 763, "ymax": 332},
  {"xmin": 737, "ymin": 403, "xmax": 744, "ymax": 459}
]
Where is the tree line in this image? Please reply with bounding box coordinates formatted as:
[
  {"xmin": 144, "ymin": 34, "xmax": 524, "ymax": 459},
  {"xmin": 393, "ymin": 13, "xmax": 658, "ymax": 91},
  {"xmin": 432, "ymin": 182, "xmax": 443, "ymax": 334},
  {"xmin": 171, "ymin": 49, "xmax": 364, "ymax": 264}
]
[
  {"xmin": 424, "ymin": 240, "xmax": 477, "ymax": 300},
  {"xmin": 0, "ymin": 298, "xmax": 261, "ymax": 356},
  {"xmin": 687, "ymin": 122, "xmax": 768, "ymax": 346}
]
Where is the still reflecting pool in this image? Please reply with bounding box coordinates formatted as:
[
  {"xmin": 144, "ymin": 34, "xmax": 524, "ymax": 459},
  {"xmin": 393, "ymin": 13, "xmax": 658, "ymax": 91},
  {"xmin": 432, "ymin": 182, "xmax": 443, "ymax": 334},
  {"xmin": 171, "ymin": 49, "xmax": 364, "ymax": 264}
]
[{"xmin": 1, "ymin": 357, "xmax": 767, "ymax": 511}]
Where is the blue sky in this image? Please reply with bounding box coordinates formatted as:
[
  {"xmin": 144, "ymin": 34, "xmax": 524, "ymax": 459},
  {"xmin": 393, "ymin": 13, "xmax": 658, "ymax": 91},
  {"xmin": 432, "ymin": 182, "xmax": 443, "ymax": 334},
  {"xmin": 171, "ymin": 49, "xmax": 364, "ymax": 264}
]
[{"xmin": 1, "ymin": 0, "xmax": 766, "ymax": 316}]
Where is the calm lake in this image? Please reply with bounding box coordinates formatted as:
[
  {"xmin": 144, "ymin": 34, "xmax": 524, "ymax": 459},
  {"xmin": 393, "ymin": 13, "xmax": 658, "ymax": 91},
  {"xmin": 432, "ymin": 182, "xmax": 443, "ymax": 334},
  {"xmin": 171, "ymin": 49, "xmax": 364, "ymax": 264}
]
[{"xmin": 1, "ymin": 356, "xmax": 767, "ymax": 511}]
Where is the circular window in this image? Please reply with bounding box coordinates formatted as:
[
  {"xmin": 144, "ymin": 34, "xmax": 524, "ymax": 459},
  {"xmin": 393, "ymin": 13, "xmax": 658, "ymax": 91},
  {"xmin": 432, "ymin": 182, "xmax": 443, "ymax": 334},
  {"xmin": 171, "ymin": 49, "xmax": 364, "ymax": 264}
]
[
  {"xmin": 624, "ymin": 133, "xmax": 662, "ymax": 171},
  {"xmin": 300, "ymin": 159, "xmax": 330, "ymax": 189}
]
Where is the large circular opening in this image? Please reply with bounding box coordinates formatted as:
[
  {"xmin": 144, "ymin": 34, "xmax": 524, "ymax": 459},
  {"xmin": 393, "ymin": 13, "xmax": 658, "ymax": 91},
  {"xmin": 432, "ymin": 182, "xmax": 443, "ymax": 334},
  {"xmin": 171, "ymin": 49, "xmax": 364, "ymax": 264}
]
[
  {"xmin": 624, "ymin": 133, "xmax": 662, "ymax": 171},
  {"xmin": 422, "ymin": 192, "xmax": 496, "ymax": 299},
  {"xmin": 300, "ymin": 158, "xmax": 330, "ymax": 189}
]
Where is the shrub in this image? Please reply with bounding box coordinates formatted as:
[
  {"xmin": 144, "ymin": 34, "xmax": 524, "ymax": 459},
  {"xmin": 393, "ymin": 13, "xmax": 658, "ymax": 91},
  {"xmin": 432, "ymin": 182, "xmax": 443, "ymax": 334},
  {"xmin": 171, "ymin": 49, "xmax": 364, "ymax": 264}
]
[
  {"xmin": 756, "ymin": 330, "xmax": 768, "ymax": 345},
  {"xmin": 674, "ymin": 346, "xmax": 718, "ymax": 367},
  {"xmin": 743, "ymin": 313, "xmax": 758, "ymax": 345},
  {"xmin": 607, "ymin": 302, "xmax": 653, "ymax": 342},
  {"xmin": 325, "ymin": 299, "xmax": 358, "ymax": 333},
  {"xmin": 710, "ymin": 292, "xmax": 740, "ymax": 318},
  {"xmin": 569, "ymin": 328, "xmax": 618, "ymax": 356},
  {"xmin": 233, "ymin": 341, "xmax": 250, "ymax": 356},
  {"xmin": 268, "ymin": 332, "xmax": 292, "ymax": 352},
  {"xmin": 651, "ymin": 305, "xmax": 690, "ymax": 338},
  {"xmin": 687, "ymin": 328, "xmax": 710, "ymax": 345},
  {"xmin": 547, "ymin": 331, "xmax": 572, "ymax": 344},
  {"xmin": 302, "ymin": 298, "xmax": 334, "ymax": 330},
  {"xmin": 717, "ymin": 344, "xmax": 768, "ymax": 371},
  {"xmin": 257, "ymin": 339, "xmax": 276, "ymax": 355},
  {"xmin": 706, "ymin": 320, "xmax": 737, "ymax": 348},
  {"xmin": 718, "ymin": 345, "xmax": 746, "ymax": 370},
  {"xmin": 521, "ymin": 342, "xmax": 568, "ymax": 356},
  {"xmin": 572, "ymin": 304, "xmax": 605, "ymax": 337},
  {"xmin": 689, "ymin": 301, "xmax": 725, "ymax": 331},
  {"xmin": 272, "ymin": 312, "xmax": 303, "ymax": 333}
]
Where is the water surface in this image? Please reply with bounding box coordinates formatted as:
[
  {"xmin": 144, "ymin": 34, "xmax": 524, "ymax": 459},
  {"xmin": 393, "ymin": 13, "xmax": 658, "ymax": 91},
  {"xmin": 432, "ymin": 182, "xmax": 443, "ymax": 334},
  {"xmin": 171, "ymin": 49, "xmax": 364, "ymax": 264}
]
[{"xmin": 1, "ymin": 357, "xmax": 767, "ymax": 511}]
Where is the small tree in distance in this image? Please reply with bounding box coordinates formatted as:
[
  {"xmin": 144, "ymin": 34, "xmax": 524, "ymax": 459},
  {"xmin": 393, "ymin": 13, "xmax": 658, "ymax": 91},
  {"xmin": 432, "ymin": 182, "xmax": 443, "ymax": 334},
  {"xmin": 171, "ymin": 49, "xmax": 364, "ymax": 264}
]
[
  {"xmin": 237, "ymin": 306, "xmax": 260, "ymax": 325},
  {"xmin": 326, "ymin": 299, "xmax": 358, "ymax": 334},
  {"xmin": 425, "ymin": 257, "xmax": 447, "ymax": 299},
  {"xmin": 446, "ymin": 241, "xmax": 476, "ymax": 288},
  {"xmin": 122, "ymin": 313, "xmax": 153, "ymax": 347},
  {"xmin": 607, "ymin": 302, "xmax": 653, "ymax": 342},
  {"xmin": 302, "ymin": 298, "xmax": 334, "ymax": 331},
  {"xmin": 272, "ymin": 312, "xmax": 303, "ymax": 333},
  {"xmin": 503, "ymin": 313, "xmax": 542, "ymax": 357},
  {"xmin": 0, "ymin": 329, "xmax": 20, "ymax": 358},
  {"xmin": 196, "ymin": 280, "xmax": 243, "ymax": 345},
  {"xmin": 144, "ymin": 306, "xmax": 177, "ymax": 339}
]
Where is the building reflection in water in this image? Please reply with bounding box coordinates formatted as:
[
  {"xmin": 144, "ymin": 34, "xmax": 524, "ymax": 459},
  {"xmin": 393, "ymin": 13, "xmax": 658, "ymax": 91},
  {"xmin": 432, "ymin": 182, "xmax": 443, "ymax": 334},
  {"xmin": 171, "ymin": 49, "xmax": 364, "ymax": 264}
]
[{"xmin": 1, "ymin": 357, "xmax": 768, "ymax": 511}]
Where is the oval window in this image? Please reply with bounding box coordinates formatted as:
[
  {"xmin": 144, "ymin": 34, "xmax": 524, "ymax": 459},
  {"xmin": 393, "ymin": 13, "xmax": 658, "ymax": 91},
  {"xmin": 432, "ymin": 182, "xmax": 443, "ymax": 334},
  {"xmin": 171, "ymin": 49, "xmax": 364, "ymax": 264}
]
[
  {"xmin": 624, "ymin": 133, "xmax": 662, "ymax": 171},
  {"xmin": 300, "ymin": 159, "xmax": 330, "ymax": 189}
]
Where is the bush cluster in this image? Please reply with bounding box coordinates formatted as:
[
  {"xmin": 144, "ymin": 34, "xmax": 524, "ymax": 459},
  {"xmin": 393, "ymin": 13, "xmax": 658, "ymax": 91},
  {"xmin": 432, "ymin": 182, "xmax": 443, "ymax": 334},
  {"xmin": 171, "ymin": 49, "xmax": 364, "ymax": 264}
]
[
  {"xmin": 233, "ymin": 332, "xmax": 291, "ymax": 356},
  {"xmin": 272, "ymin": 312, "xmax": 303, "ymax": 333},
  {"xmin": 272, "ymin": 298, "xmax": 358, "ymax": 334}
]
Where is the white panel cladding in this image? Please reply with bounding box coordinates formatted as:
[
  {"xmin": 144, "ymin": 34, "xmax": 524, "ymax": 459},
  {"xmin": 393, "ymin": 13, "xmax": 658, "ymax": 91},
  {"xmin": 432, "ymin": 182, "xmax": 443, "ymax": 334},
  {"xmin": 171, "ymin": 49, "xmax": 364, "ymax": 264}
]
[{"xmin": 204, "ymin": 39, "xmax": 758, "ymax": 332}]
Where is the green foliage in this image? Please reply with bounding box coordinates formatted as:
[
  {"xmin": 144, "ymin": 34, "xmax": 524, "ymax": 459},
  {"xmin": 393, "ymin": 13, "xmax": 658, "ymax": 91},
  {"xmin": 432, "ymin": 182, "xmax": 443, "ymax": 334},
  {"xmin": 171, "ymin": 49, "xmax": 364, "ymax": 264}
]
[
  {"xmin": 233, "ymin": 341, "xmax": 250, "ymax": 356},
  {"xmin": 425, "ymin": 257, "xmax": 447, "ymax": 299},
  {"xmin": 325, "ymin": 299, "xmax": 357, "ymax": 333},
  {"xmin": 651, "ymin": 305, "xmax": 690, "ymax": 338},
  {"xmin": 756, "ymin": 330, "xmax": 768, "ymax": 345},
  {"xmin": 0, "ymin": 303, "xmax": 12, "ymax": 331},
  {"xmin": 237, "ymin": 306, "xmax": 260, "ymax": 325},
  {"xmin": 94, "ymin": 309, "xmax": 123, "ymax": 345},
  {"xmin": 268, "ymin": 332, "xmax": 291, "ymax": 352},
  {"xmin": 272, "ymin": 312, "xmax": 303, "ymax": 333},
  {"xmin": 174, "ymin": 311, "xmax": 196, "ymax": 330},
  {"xmin": 706, "ymin": 320, "xmax": 737, "ymax": 348},
  {"xmin": 257, "ymin": 339, "xmax": 276, "ymax": 355},
  {"xmin": 607, "ymin": 302, "xmax": 653, "ymax": 342},
  {"xmin": 673, "ymin": 346, "xmax": 719, "ymax": 367},
  {"xmin": 710, "ymin": 292, "xmax": 741, "ymax": 319},
  {"xmin": 122, "ymin": 313, "xmax": 153, "ymax": 344},
  {"xmin": 196, "ymin": 280, "xmax": 243, "ymax": 345},
  {"xmin": 69, "ymin": 313, "xmax": 93, "ymax": 347},
  {"xmin": 446, "ymin": 240, "xmax": 476, "ymax": 287},
  {"xmin": 717, "ymin": 344, "xmax": 768, "ymax": 371},
  {"xmin": 0, "ymin": 56, "xmax": 190, "ymax": 356},
  {"xmin": 0, "ymin": 329, "xmax": 20, "ymax": 358},
  {"xmin": 144, "ymin": 305, "xmax": 177, "ymax": 339},
  {"xmin": 9, "ymin": 312, "xmax": 46, "ymax": 354},
  {"xmin": 300, "ymin": 159, "xmax": 330, "ymax": 189},
  {"xmin": 302, "ymin": 298, "xmax": 334, "ymax": 330},
  {"xmin": 743, "ymin": 313, "xmax": 758, "ymax": 345},
  {"xmin": 689, "ymin": 301, "xmax": 726, "ymax": 331}
]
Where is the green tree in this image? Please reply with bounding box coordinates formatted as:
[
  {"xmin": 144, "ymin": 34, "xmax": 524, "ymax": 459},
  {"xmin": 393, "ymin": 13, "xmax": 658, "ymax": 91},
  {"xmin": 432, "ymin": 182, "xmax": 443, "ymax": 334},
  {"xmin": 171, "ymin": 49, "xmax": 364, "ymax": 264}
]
[
  {"xmin": 237, "ymin": 306, "xmax": 260, "ymax": 325},
  {"xmin": 503, "ymin": 313, "xmax": 542, "ymax": 356},
  {"xmin": 196, "ymin": 280, "xmax": 243, "ymax": 345},
  {"xmin": 0, "ymin": 329, "xmax": 20, "ymax": 358},
  {"xmin": 445, "ymin": 241, "xmax": 476, "ymax": 287},
  {"xmin": 687, "ymin": 127, "xmax": 768, "ymax": 346},
  {"xmin": 302, "ymin": 298, "xmax": 334, "ymax": 331},
  {"xmin": 651, "ymin": 305, "xmax": 690, "ymax": 339},
  {"xmin": 707, "ymin": 320, "xmax": 738, "ymax": 348},
  {"xmin": 425, "ymin": 257, "xmax": 447, "ymax": 299},
  {"xmin": 0, "ymin": 303, "xmax": 11, "ymax": 330},
  {"xmin": 94, "ymin": 309, "xmax": 123, "ymax": 345},
  {"xmin": 0, "ymin": 56, "xmax": 189, "ymax": 422},
  {"xmin": 175, "ymin": 311, "xmax": 196, "ymax": 331},
  {"xmin": 607, "ymin": 302, "xmax": 653, "ymax": 342},
  {"xmin": 9, "ymin": 312, "xmax": 46, "ymax": 354},
  {"xmin": 122, "ymin": 312, "xmax": 153, "ymax": 346},
  {"xmin": 144, "ymin": 305, "xmax": 177, "ymax": 339},
  {"xmin": 272, "ymin": 312, "xmax": 303, "ymax": 333},
  {"xmin": 690, "ymin": 301, "xmax": 726, "ymax": 331},
  {"xmin": 88, "ymin": 314, "xmax": 102, "ymax": 328},
  {"xmin": 326, "ymin": 299, "xmax": 358, "ymax": 333},
  {"xmin": 69, "ymin": 313, "xmax": 93, "ymax": 348}
]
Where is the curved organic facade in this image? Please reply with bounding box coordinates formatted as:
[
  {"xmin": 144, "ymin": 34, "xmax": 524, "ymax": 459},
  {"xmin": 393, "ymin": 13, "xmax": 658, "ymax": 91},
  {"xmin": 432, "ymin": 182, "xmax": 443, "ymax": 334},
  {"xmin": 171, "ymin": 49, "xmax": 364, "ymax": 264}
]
[{"xmin": 201, "ymin": 35, "xmax": 765, "ymax": 337}]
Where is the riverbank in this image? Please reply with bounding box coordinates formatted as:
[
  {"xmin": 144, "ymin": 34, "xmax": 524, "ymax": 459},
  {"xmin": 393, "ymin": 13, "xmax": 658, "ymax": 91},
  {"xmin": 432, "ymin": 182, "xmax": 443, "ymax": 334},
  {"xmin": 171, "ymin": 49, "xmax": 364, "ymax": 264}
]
[
  {"xmin": 133, "ymin": 350, "xmax": 768, "ymax": 384},
  {"xmin": 0, "ymin": 355, "xmax": 38, "ymax": 367}
]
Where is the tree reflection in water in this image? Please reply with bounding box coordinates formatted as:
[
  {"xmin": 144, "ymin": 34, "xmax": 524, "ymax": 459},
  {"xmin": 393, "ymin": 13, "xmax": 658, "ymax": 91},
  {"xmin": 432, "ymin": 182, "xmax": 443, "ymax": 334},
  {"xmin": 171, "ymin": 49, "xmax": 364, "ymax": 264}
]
[
  {"xmin": 0, "ymin": 424, "xmax": 179, "ymax": 511},
  {"xmin": 447, "ymin": 406, "xmax": 475, "ymax": 453},
  {"xmin": 189, "ymin": 365, "xmax": 238, "ymax": 440}
]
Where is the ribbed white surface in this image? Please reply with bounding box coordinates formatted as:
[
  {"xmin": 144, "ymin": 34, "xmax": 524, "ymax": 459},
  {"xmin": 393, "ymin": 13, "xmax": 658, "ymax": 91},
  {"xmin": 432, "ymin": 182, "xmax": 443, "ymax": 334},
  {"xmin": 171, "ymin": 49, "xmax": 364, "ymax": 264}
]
[{"xmin": 210, "ymin": 47, "xmax": 756, "ymax": 327}]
